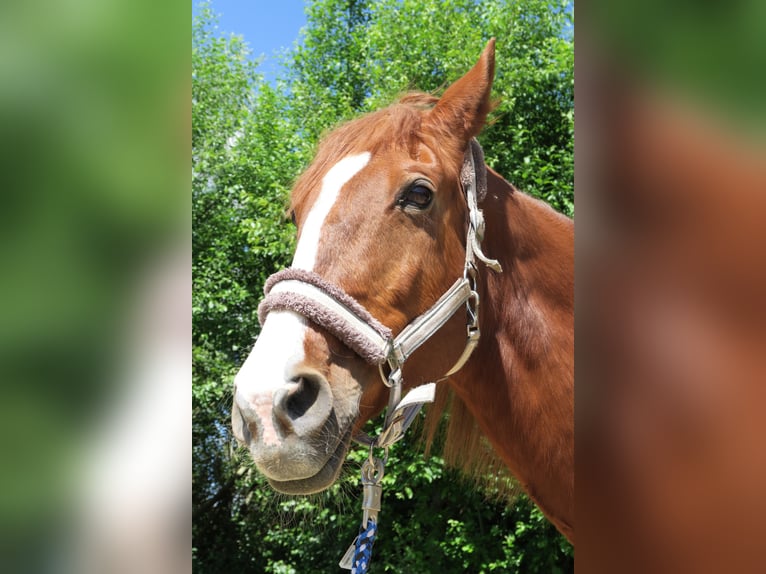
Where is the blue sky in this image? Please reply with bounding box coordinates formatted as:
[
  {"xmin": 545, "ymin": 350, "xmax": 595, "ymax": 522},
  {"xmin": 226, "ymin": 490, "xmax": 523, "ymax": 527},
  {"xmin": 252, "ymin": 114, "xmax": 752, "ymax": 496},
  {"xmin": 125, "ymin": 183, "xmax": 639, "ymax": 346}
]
[
  {"xmin": 193, "ymin": 1, "xmax": 574, "ymax": 81},
  {"xmin": 192, "ymin": 1, "xmax": 308, "ymax": 82}
]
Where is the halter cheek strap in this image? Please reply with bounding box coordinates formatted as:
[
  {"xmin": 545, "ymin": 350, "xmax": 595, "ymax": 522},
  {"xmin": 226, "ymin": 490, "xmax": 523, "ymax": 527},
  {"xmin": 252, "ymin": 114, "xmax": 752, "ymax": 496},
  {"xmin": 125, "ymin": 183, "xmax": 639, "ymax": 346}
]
[{"xmin": 462, "ymin": 138, "xmax": 502, "ymax": 273}]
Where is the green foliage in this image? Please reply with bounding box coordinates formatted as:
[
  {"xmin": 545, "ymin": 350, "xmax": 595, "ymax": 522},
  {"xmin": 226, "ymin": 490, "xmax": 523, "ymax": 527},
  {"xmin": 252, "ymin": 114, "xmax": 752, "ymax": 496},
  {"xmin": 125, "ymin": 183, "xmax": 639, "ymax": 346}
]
[
  {"xmin": 288, "ymin": 0, "xmax": 574, "ymax": 215},
  {"xmin": 193, "ymin": 1, "xmax": 573, "ymax": 572}
]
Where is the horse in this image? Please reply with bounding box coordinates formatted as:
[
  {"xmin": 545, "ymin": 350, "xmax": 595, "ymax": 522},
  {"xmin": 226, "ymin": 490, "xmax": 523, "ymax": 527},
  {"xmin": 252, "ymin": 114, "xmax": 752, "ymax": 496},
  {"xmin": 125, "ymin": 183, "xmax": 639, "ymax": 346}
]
[{"xmin": 231, "ymin": 39, "xmax": 574, "ymax": 543}]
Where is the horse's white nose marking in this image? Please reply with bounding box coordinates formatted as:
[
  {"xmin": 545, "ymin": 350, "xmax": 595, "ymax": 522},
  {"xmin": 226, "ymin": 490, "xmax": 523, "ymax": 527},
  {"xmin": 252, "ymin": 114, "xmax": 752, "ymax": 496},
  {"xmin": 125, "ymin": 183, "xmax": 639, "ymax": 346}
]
[
  {"xmin": 234, "ymin": 310, "xmax": 307, "ymax": 439},
  {"xmin": 292, "ymin": 152, "xmax": 371, "ymax": 271}
]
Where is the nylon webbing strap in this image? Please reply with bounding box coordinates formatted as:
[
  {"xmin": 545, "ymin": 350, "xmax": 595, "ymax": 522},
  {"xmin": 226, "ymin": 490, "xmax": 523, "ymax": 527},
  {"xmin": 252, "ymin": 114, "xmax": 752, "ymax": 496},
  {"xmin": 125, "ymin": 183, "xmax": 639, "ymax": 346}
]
[
  {"xmin": 388, "ymin": 277, "xmax": 472, "ymax": 367},
  {"xmin": 375, "ymin": 382, "xmax": 436, "ymax": 449},
  {"xmin": 462, "ymin": 140, "xmax": 502, "ymax": 273}
]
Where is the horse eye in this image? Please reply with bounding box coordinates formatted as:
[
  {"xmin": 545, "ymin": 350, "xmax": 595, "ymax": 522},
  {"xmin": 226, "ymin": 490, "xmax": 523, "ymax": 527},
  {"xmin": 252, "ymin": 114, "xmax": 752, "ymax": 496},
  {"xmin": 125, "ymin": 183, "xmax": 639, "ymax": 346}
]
[{"xmin": 399, "ymin": 184, "xmax": 433, "ymax": 209}]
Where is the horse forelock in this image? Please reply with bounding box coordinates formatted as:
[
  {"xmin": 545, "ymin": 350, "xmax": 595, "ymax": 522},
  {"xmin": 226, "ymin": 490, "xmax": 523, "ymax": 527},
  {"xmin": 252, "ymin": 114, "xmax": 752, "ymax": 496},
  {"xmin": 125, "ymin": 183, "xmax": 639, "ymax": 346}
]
[{"xmin": 291, "ymin": 92, "xmax": 467, "ymax": 218}]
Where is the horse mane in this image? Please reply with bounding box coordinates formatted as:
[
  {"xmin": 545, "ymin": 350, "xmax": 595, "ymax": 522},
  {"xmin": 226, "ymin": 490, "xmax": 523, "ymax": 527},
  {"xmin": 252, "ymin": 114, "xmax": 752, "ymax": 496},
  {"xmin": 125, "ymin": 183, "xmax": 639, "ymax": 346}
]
[{"xmin": 420, "ymin": 384, "xmax": 519, "ymax": 501}]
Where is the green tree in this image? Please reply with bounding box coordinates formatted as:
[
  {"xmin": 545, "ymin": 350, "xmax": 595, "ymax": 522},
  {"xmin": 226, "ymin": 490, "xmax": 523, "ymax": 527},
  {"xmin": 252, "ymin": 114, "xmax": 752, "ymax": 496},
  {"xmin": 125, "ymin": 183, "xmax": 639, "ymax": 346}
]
[
  {"xmin": 288, "ymin": 0, "xmax": 574, "ymax": 214},
  {"xmin": 192, "ymin": 6, "xmax": 302, "ymax": 568},
  {"xmin": 192, "ymin": 1, "xmax": 573, "ymax": 572}
]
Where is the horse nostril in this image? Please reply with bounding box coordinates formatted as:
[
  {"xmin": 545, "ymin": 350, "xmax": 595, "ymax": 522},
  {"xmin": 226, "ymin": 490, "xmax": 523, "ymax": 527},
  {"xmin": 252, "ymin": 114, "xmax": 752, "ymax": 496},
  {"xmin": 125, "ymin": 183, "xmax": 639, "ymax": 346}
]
[
  {"xmin": 273, "ymin": 372, "xmax": 332, "ymax": 437},
  {"xmin": 285, "ymin": 375, "xmax": 320, "ymax": 418}
]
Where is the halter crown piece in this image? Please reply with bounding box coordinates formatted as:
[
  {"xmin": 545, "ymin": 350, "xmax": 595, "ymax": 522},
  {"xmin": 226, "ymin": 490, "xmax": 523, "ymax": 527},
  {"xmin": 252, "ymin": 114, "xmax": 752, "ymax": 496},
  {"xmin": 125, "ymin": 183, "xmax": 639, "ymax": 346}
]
[{"xmin": 257, "ymin": 140, "xmax": 502, "ymax": 573}]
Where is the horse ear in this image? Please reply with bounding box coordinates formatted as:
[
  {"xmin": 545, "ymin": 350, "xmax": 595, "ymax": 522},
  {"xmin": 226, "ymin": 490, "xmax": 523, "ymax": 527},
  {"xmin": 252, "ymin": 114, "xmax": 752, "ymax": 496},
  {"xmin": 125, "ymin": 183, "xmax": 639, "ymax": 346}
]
[{"xmin": 429, "ymin": 39, "xmax": 496, "ymax": 144}]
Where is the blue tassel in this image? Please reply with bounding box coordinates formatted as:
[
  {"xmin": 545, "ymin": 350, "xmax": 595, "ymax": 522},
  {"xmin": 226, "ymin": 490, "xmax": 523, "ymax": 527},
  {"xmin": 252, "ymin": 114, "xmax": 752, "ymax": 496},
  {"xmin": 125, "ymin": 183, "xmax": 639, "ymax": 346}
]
[{"xmin": 351, "ymin": 519, "xmax": 377, "ymax": 574}]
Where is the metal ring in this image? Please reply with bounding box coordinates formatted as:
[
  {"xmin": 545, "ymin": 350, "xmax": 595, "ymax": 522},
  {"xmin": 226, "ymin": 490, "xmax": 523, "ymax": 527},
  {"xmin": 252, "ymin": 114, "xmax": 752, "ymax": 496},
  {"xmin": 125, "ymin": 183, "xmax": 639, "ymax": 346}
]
[{"xmin": 361, "ymin": 456, "xmax": 386, "ymax": 484}]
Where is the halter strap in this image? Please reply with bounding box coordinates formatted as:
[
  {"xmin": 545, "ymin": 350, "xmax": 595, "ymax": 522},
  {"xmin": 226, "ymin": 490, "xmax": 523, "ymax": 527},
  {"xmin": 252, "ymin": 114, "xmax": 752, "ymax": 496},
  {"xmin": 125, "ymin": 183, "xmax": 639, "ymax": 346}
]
[
  {"xmin": 388, "ymin": 277, "xmax": 472, "ymax": 367},
  {"xmin": 462, "ymin": 138, "xmax": 502, "ymax": 273},
  {"xmin": 258, "ymin": 273, "xmax": 475, "ymax": 372},
  {"xmin": 257, "ymin": 140, "xmax": 501, "ymax": 451}
]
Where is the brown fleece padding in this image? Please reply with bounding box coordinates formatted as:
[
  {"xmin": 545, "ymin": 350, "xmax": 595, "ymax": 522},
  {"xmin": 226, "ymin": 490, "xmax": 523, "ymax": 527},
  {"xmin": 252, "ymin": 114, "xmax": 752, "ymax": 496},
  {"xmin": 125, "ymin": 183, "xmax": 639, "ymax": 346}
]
[
  {"xmin": 258, "ymin": 268, "xmax": 392, "ymax": 364},
  {"xmin": 461, "ymin": 138, "xmax": 487, "ymax": 202}
]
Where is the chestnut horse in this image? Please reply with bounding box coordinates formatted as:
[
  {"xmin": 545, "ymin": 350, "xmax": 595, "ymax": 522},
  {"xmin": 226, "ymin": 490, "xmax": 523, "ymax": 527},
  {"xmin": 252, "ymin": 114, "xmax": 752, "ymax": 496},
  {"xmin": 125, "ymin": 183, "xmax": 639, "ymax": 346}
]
[{"xmin": 232, "ymin": 40, "xmax": 574, "ymax": 542}]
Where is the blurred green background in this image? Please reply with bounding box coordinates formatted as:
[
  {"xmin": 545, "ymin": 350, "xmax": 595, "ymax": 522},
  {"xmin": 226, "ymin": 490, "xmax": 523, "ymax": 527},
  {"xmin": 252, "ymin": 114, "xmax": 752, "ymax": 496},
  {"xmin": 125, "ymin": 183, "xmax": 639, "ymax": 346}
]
[{"xmin": 0, "ymin": 0, "xmax": 187, "ymax": 572}]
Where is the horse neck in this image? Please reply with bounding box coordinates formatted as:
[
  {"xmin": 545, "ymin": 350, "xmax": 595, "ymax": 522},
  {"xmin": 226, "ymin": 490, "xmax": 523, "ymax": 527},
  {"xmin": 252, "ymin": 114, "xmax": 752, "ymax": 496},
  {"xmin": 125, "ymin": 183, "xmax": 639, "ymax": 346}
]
[{"xmin": 454, "ymin": 169, "xmax": 575, "ymax": 540}]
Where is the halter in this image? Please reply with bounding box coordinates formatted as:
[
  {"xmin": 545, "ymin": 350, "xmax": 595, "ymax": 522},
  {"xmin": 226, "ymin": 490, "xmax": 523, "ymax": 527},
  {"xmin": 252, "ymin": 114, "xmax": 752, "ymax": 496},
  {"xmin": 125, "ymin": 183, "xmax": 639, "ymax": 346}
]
[{"xmin": 257, "ymin": 140, "xmax": 502, "ymax": 572}]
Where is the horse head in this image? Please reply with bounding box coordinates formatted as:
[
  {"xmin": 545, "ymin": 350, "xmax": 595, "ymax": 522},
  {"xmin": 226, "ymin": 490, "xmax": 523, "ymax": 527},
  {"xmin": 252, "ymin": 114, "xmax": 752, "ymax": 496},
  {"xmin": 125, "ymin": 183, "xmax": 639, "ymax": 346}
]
[{"xmin": 232, "ymin": 40, "xmax": 497, "ymax": 494}]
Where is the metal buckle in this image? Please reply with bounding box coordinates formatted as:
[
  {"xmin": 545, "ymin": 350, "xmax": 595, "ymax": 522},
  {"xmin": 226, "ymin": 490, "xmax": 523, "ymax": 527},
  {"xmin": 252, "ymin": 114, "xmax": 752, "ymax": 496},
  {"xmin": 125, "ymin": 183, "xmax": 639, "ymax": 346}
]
[
  {"xmin": 361, "ymin": 447, "xmax": 387, "ymax": 526},
  {"xmin": 385, "ymin": 367, "xmax": 402, "ymax": 389},
  {"xmin": 378, "ymin": 358, "xmax": 403, "ymax": 389}
]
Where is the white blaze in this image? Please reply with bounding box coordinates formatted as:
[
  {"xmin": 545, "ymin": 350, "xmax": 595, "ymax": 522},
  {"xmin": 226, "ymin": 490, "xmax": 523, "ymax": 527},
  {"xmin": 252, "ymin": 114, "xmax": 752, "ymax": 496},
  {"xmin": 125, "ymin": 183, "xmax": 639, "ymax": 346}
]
[
  {"xmin": 234, "ymin": 153, "xmax": 371, "ymax": 425},
  {"xmin": 292, "ymin": 152, "xmax": 371, "ymax": 270},
  {"xmin": 234, "ymin": 311, "xmax": 306, "ymax": 403}
]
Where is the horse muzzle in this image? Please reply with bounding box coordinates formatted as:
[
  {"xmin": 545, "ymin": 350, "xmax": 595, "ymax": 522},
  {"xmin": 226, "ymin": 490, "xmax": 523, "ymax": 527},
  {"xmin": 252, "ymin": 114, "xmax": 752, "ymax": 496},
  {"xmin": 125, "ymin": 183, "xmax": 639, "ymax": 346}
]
[{"xmin": 232, "ymin": 372, "xmax": 349, "ymax": 491}]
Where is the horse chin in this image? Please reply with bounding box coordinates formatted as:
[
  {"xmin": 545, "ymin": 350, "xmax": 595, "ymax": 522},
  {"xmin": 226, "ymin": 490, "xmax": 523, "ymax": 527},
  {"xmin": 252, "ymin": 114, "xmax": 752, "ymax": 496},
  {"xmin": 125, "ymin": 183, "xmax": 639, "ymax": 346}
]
[{"xmin": 265, "ymin": 427, "xmax": 352, "ymax": 495}]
